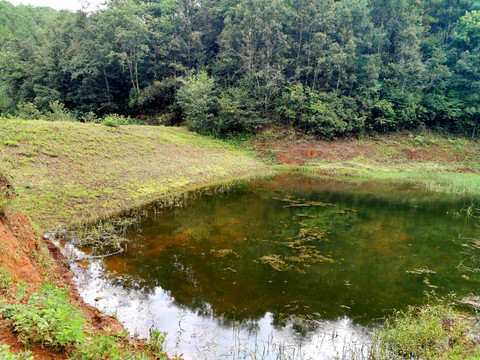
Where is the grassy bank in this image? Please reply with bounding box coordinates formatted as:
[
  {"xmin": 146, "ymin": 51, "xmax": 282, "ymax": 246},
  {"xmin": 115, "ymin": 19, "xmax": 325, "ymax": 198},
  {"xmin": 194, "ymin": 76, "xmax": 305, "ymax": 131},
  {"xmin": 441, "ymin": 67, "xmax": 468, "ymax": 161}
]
[
  {"xmin": 2, "ymin": 119, "xmax": 480, "ymax": 231},
  {"xmin": 252, "ymin": 129, "xmax": 480, "ymax": 196},
  {"xmin": 0, "ymin": 119, "xmax": 267, "ymax": 232}
]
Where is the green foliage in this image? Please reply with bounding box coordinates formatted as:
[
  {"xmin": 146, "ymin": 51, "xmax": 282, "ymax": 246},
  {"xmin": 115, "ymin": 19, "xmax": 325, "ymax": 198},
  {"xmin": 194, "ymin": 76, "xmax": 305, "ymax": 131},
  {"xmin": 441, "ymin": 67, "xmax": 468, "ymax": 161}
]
[
  {"xmin": 0, "ymin": 344, "xmax": 33, "ymax": 360},
  {"xmin": 80, "ymin": 112, "xmax": 99, "ymax": 123},
  {"xmin": 101, "ymin": 114, "xmax": 133, "ymax": 128},
  {"xmin": 280, "ymin": 84, "xmax": 364, "ymax": 138},
  {"xmin": 4, "ymin": 139, "xmax": 19, "ymax": 147},
  {"xmin": 71, "ymin": 334, "xmax": 120, "ymax": 360},
  {"xmin": 0, "ymin": 180, "xmax": 13, "ymax": 216},
  {"xmin": 44, "ymin": 101, "xmax": 76, "ymax": 122},
  {"xmin": 1, "ymin": 0, "xmax": 480, "ymax": 136},
  {"xmin": 0, "ymin": 266, "xmax": 12, "ymax": 295},
  {"xmin": 1, "ymin": 282, "xmax": 86, "ymax": 348},
  {"xmin": 71, "ymin": 333, "xmax": 153, "ymax": 360},
  {"xmin": 15, "ymin": 103, "xmax": 43, "ymax": 120},
  {"xmin": 148, "ymin": 329, "xmax": 167, "ymax": 358},
  {"xmin": 177, "ymin": 71, "xmax": 218, "ymax": 135},
  {"xmin": 376, "ymin": 301, "xmax": 479, "ymax": 359},
  {"xmin": 217, "ymin": 87, "xmax": 263, "ymax": 136}
]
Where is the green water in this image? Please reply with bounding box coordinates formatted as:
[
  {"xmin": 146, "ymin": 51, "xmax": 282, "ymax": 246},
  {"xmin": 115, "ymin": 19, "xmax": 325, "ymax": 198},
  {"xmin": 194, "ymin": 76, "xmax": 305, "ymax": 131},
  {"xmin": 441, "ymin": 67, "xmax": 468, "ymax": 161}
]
[{"xmin": 102, "ymin": 174, "xmax": 480, "ymax": 328}]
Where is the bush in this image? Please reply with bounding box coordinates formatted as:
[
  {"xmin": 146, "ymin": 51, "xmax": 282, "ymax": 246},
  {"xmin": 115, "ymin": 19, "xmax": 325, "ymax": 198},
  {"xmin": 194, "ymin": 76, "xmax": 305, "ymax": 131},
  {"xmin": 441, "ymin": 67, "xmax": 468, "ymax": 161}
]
[
  {"xmin": 81, "ymin": 112, "xmax": 99, "ymax": 123},
  {"xmin": 0, "ymin": 179, "xmax": 13, "ymax": 217},
  {"xmin": 0, "ymin": 267, "xmax": 13, "ymax": 296},
  {"xmin": 1, "ymin": 282, "xmax": 86, "ymax": 348},
  {"xmin": 15, "ymin": 103, "xmax": 43, "ymax": 120},
  {"xmin": 217, "ymin": 87, "xmax": 263, "ymax": 136},
  {"xmin": 279, "ymin": 85, "xmax": 364, "ymax": 139},
  {"xmin": 44, "ymin": 100, "xmax": 76, "ymax": 122},
  {"xmin": 137, "ymin": 78, "xmax": 180, "ymax": 118},
  {"xmin": 101, "ymin": 114, "xmax": 133, "ymax": 128}
]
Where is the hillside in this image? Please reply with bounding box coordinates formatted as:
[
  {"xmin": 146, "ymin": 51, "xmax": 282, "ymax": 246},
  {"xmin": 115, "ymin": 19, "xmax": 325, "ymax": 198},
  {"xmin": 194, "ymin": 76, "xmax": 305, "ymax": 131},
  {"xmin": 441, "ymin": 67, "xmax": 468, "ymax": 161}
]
[{"xmin": 0, "ymin": 119, "xmax": 267, "ymax": 232}]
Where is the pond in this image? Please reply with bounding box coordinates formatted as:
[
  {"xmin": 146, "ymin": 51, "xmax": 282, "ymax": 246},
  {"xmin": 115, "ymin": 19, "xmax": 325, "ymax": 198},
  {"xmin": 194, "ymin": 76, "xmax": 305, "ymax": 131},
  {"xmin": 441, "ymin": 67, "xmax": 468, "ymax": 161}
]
[{"xmin": 67, "ymin": 174, "xmax": 480, "ymax": 359}]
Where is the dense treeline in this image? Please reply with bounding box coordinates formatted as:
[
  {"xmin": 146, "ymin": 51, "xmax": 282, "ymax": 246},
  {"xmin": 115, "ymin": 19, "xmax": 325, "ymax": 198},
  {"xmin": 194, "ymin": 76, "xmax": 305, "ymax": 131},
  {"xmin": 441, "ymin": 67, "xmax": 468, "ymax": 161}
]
[{"xmin": 1, "ymin": 0, "xmax": 480, "ymax": 138}]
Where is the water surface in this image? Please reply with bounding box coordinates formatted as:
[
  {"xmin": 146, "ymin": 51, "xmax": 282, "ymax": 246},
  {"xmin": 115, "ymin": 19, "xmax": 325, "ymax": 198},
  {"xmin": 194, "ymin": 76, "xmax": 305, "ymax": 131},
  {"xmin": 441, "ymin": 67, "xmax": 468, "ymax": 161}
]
[{"xmin": 70, "ymin": 174, "xmax": 480, "ymax": 359}]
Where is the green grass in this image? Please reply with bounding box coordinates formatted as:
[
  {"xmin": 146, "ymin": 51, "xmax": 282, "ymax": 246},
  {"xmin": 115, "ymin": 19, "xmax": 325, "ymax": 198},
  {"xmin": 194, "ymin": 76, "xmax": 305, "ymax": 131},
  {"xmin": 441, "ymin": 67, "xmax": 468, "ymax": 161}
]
[
  {"xmin": 2, "ymin": 119, "xmax": 480, "ymax": 232},
  {"xmin": 374, "ymin": 300, "xmax": 480, "ymax": 360},
  {"xmin": 0, "ymin": 118, "xmax": 267, "ymax": 232},
  {"xmin": 288, "ymin": 165, "xmax": 480, "ymax": 196}
]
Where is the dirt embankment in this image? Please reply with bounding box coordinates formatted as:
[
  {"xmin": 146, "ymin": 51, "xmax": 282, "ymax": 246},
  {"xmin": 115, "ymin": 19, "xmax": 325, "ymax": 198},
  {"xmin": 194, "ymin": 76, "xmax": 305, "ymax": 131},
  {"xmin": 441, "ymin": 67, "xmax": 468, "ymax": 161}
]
[{"xmin": 0, "ymin": 189, "xmax": 126, "ymax": 359}]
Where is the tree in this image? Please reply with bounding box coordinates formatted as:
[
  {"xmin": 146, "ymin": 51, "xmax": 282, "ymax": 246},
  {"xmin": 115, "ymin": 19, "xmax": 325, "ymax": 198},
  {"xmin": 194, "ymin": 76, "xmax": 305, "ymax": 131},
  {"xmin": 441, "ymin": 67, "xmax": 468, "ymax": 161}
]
[{"xmin": 176, "ymin": 70, "xmax": 217, "ymax": 134}]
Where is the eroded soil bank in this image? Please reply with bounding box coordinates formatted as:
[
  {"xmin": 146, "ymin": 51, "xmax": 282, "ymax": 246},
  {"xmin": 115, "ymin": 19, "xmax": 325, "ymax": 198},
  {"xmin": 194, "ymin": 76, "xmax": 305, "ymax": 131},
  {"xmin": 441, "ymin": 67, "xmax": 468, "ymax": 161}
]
[{"xmin": 0, "ymin": 208, "xmax": 133, "ymax": 359}]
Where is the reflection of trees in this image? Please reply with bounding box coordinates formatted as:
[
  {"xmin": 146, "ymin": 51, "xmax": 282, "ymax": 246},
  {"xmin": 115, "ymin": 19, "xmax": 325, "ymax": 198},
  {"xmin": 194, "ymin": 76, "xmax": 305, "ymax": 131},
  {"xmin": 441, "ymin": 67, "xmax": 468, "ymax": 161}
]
[{"xmin": 104, "ymin": 178, "xmax": 479, "ymax": 327}]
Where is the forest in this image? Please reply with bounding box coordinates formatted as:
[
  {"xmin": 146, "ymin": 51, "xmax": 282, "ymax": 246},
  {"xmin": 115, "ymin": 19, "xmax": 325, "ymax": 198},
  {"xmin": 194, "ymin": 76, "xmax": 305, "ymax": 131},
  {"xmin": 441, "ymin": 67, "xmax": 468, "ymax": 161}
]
[{"xmin": 1, "ymin": 0, "xmax": 480, "ymax": 138}]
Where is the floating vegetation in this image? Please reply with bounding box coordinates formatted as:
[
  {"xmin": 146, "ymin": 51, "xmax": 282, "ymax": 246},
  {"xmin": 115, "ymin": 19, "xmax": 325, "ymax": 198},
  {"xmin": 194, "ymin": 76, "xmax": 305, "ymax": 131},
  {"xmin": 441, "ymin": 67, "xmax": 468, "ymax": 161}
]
[
  {"xmin": 285, "ymin": 251, "xmax": 333, "ymax": 264},
  {"xmin": 458, "ymin": 296, "xmax": 480, "ymax": 310},
  {"xmin": 255, "ymin": 217, "xmax": 334, "ymax": 272},
  {"xmin": 273, "ymin": 195, "xmax": 333, "ymax": 208},
  {"xmin": 422, "ymin": 278, "xmax": 439, "ymax": 289},
  {"xmin": 255, "ymin": 254, "xmax": 293, "ymax": 272},
  {"xmin": 223, "ymin": 267, "xmax": 237, "ymax": 272},
  {"xmin": 406, "ymin": 268, "xmax": 437, "ymax": 275},
  {"xmin": 49, "ymin": 216, "xmax": 140, "ymax": 257},
  {"xmin": 210, "ymin": 248, "xmax": 238, "ymax": 258}
]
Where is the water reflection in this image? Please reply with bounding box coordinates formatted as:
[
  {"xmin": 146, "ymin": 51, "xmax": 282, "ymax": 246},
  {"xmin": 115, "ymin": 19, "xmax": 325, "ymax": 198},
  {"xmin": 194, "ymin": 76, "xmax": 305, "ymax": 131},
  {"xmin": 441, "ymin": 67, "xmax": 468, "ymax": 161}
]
[{"xmin": 67, "ymin": 174, "xmax": 480, "ymax": 359}]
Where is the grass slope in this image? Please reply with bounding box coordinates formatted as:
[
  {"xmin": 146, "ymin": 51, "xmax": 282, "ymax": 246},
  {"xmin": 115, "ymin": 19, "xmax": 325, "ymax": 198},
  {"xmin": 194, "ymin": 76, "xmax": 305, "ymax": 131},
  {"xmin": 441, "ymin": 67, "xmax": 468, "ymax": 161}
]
[
  {"xmin": 0, "ymin": 119, "xmax": 267, "ymax": 231},
  {"xmin": 252, "ymin": 129, "xmax": 480, "ymax": 195}
]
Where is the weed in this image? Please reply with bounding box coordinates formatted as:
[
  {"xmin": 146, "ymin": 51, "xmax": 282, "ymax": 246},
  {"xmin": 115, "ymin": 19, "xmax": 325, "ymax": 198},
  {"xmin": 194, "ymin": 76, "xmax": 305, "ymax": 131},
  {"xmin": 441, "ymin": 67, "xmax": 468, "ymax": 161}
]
[
  {"xmin": 70, "ymin": 334, "xmax": 151, "ymax": 360},
  {"xmin": 0, "ymin": 266, "xmax": 12, "ymax": 295},
  {"xmin": 0, "ymin": 344, "xmax": 33, "ymax": 360},
  {"xmin": 148, "ymin": 328, "xmax": 167, "ymax": 358},
  {"xmin": 1, "ymin": 282, "xmax": 86, "ymax": 349},
  {"xmin": 375, "ymin": 301, "xmax": 480, "ymax": 359},
  {"xmin": 4, "ymin": 140, "xmax": 19, "ymax": 147}
]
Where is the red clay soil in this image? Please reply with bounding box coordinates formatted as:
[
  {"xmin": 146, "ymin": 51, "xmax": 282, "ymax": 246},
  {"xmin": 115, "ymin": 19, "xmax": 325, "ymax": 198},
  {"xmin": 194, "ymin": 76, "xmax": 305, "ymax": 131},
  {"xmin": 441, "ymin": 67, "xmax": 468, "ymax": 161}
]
[
  {"xmin": 0, "ymin": 210, "xmax": 127, "ymax": 359},
  {"xmin": 252, "ymin": 130, "xmax": 474, "ymax": 166}
]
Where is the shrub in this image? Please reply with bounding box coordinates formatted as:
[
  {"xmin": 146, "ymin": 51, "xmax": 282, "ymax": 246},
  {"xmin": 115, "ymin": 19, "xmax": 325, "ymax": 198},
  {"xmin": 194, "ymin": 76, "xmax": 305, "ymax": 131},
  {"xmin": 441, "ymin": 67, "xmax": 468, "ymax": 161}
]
[
  {"xmin": 1, "ymin": 282, "xmax": 86, "ymax": 348},
  {"xmin": 0, "ymin": 181, "xmax": 13, "ymax": 217},
  {"xmin": 0, "ymin": 266, "xmax": 12, "ymax": 295},
  {"xmin": 44, "ymin": 101, "xmax": 76, "ymax": 122},
  {"xmin": 81, "ymin": 112, "xmax": 99, "ymax": 123},
  {"xmin": 279, "ymin": 84, "xmax": 364, "ymax": 139},
  {"xmin": 101, "ymin": 114, "xmax": 132, "ymax": 128},
  {"xmin": 217, "ymin": 87, "xmax": 263, "ymax": 136},
  {"xmin": 15, "ymin": 103, "xmax": 42, "ymax": 120}
]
